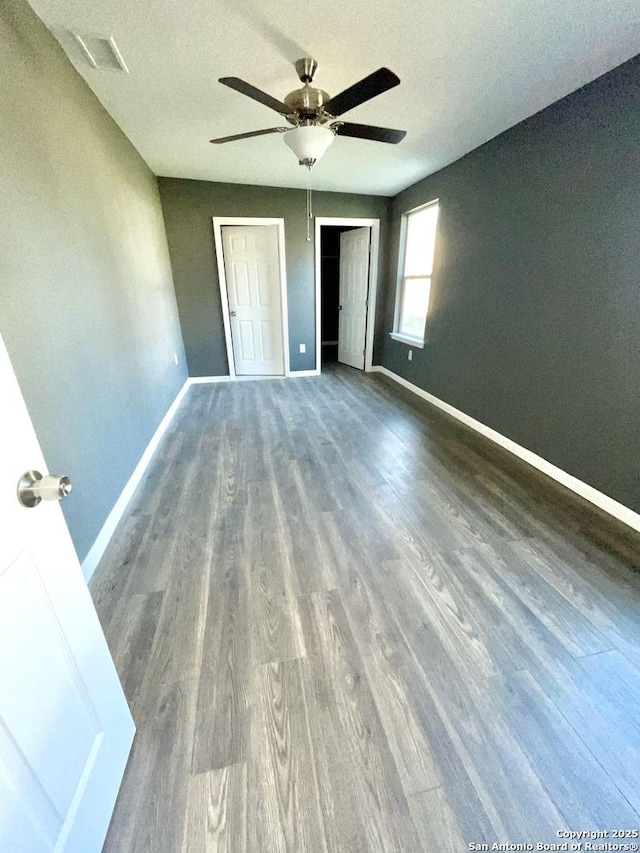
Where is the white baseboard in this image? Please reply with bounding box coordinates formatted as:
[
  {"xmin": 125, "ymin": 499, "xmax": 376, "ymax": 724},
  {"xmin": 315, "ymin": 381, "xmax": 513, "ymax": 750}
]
[
  {"xmin": 187, "ymin": 375, "xmax": 233, "ymax": 384},
  {"xmin": 370, "ymin": 365, "xmax": 640, "ymax": 534},
  {"xmin": 188, "ymin": 371, "xmax": 319, "ymax": 383},
  {"xmin": 81, "ymin": 379, "xmax": 191, "ymax": 581}
]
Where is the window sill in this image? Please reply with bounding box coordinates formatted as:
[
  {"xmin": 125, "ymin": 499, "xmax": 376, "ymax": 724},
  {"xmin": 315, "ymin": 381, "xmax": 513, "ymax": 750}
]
[{"xmin": 389, "ymin": 332, "xmax": 425, "ymax": 349}]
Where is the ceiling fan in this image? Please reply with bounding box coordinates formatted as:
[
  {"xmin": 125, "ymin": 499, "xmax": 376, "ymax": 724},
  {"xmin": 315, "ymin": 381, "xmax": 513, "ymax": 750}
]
[{"xmin": 210, "ymin": 58, "xmax": 407, "ymax": 168}]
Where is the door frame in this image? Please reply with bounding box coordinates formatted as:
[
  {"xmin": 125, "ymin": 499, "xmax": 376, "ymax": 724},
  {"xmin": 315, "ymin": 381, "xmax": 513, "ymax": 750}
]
[
  {"xmin": 314, "ymin": 217, "xmax": 381, "ymax": 374},
  {"xmin": 212, "ymin": 217, "xmax": 290, "ymax": 380}
]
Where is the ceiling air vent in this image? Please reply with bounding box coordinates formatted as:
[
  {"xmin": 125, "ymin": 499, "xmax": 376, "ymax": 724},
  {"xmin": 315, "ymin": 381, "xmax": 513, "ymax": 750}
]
[{"xmin": 71, "ymin": 33, "xmax": 129, "ymax": 72}]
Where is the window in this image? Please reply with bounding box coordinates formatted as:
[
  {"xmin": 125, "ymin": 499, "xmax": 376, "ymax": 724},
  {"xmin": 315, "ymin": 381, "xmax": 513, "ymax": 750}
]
[{"xmin": 391, "ymin": 200, "xmax": 440, "ymax": 347}]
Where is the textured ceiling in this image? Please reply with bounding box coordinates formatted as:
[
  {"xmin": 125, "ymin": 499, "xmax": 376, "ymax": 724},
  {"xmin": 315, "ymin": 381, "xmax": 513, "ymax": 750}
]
[{"xmin": 29, "ymin": 0, "xmax": 640, "ymax": 195}]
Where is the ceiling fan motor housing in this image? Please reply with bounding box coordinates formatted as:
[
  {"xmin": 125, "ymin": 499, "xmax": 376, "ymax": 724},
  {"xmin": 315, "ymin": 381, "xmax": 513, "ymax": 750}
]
[{"xmin": 284, "ymin": 85, "xmax": 331, "ymax": 124}]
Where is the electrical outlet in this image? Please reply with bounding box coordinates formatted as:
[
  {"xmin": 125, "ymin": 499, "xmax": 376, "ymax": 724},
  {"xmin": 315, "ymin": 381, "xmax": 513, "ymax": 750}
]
[
  {"xmin": 173, "ymin": 352, "xmax": 179, "ymax": 365},
  {"xmin": 299, "ymin": 343, "xmax": 306, "ymax": 354},
  {"xmin": 408, "ymin": 349, "xmax": 413, "ymax": 361}
]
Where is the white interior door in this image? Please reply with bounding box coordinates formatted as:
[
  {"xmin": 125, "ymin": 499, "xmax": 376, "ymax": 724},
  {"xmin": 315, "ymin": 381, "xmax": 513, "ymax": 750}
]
[
  {"xmin": 338, "ymin": 227, "xmax": 370, "ymax": 370},
  {"xmin": 222, "ymin": 224, "xmax": 285, "ymax": 376},
  {"xmin": 0, "ymin": 334, "xmax": 134, "ymax": 852}
]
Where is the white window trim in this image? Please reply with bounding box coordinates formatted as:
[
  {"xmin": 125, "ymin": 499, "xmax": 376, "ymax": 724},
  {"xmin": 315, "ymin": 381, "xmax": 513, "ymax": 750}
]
[
  {"xmin": 391, "ymin": 199, "xmax": 439, "ymax": 347},
  {"xmin": 389, "ymin": 332, "xmax": 425, "ymax": 348}
]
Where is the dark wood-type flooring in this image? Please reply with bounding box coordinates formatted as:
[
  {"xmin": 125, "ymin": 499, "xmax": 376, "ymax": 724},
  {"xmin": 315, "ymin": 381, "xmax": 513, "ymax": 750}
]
[{"xmin": 91, "ymin": 366, "xmax": 640, "ymax": 852}]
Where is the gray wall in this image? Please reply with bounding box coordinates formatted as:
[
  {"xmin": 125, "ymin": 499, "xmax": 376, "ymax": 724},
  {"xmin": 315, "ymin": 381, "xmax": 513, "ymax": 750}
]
[
  {"xmin": 158, "ymin": 179, "xmax": 391, "ymax": 375},
  {"xmin": 0, "ymin": 0, "xmax": 187, "ymax": 561},
  {"xmin": 380, "ymin": 55, "xmax": 640, "ymax": 513}
]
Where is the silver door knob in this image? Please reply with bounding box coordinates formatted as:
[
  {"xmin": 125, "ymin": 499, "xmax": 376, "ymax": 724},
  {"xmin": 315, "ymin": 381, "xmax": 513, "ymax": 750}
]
[
  {"xmin": 230, "ymin": 311, "xmax": 237, "ymax": 317},
  {"xmin": 17, "ymin": 470, "xmax": 72, "ymax": 508}
]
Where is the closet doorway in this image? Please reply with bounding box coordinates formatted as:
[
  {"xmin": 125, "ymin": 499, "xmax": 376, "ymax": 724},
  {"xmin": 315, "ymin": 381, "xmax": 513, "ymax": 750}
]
[{"xmin": 314, "ymin": 217, "xmax": 380, "ymax": 373}]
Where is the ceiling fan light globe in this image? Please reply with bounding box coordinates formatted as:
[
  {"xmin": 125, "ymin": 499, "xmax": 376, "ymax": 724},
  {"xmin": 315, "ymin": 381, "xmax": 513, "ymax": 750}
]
[{"xmin": 283, "ymin": 126, "xmax": 334, "ymax": 166}]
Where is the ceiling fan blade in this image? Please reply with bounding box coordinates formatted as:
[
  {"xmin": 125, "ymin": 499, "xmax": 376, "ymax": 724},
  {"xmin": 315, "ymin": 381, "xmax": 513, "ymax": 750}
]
[
  {"xmin": 219, "ymin": 77, "xmax": 292, "ymax": 116},
  {"xmin": 210, "ymin": 127, "xmax": 289, "ymax": 144},
  {"xmin": 333, "ymin": 122, "xmax": 406, "ymax": 144},
  {"xmin": 323, "ymin": 68, "xmax": 400, "ymax": 117}
]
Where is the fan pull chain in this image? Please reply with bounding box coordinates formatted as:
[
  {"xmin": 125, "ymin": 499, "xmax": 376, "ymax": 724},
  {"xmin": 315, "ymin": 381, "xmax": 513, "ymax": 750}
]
[{"xmin": 305, "ymin": 181, "xmax": 313, "ymax": 242}]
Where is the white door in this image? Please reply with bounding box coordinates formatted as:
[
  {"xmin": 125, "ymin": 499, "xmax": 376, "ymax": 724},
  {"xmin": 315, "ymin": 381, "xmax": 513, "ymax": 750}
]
[
  {"xmin": 222, "ymin": 224, "xmax": 285, "ymax": 376},
  {"xmin": 0, "ymin": 334, "xmax": 134, "ymax": 852},
  {"xmin": 338, "ymin": 227, "xmax": 370, "ymax": 370}
]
